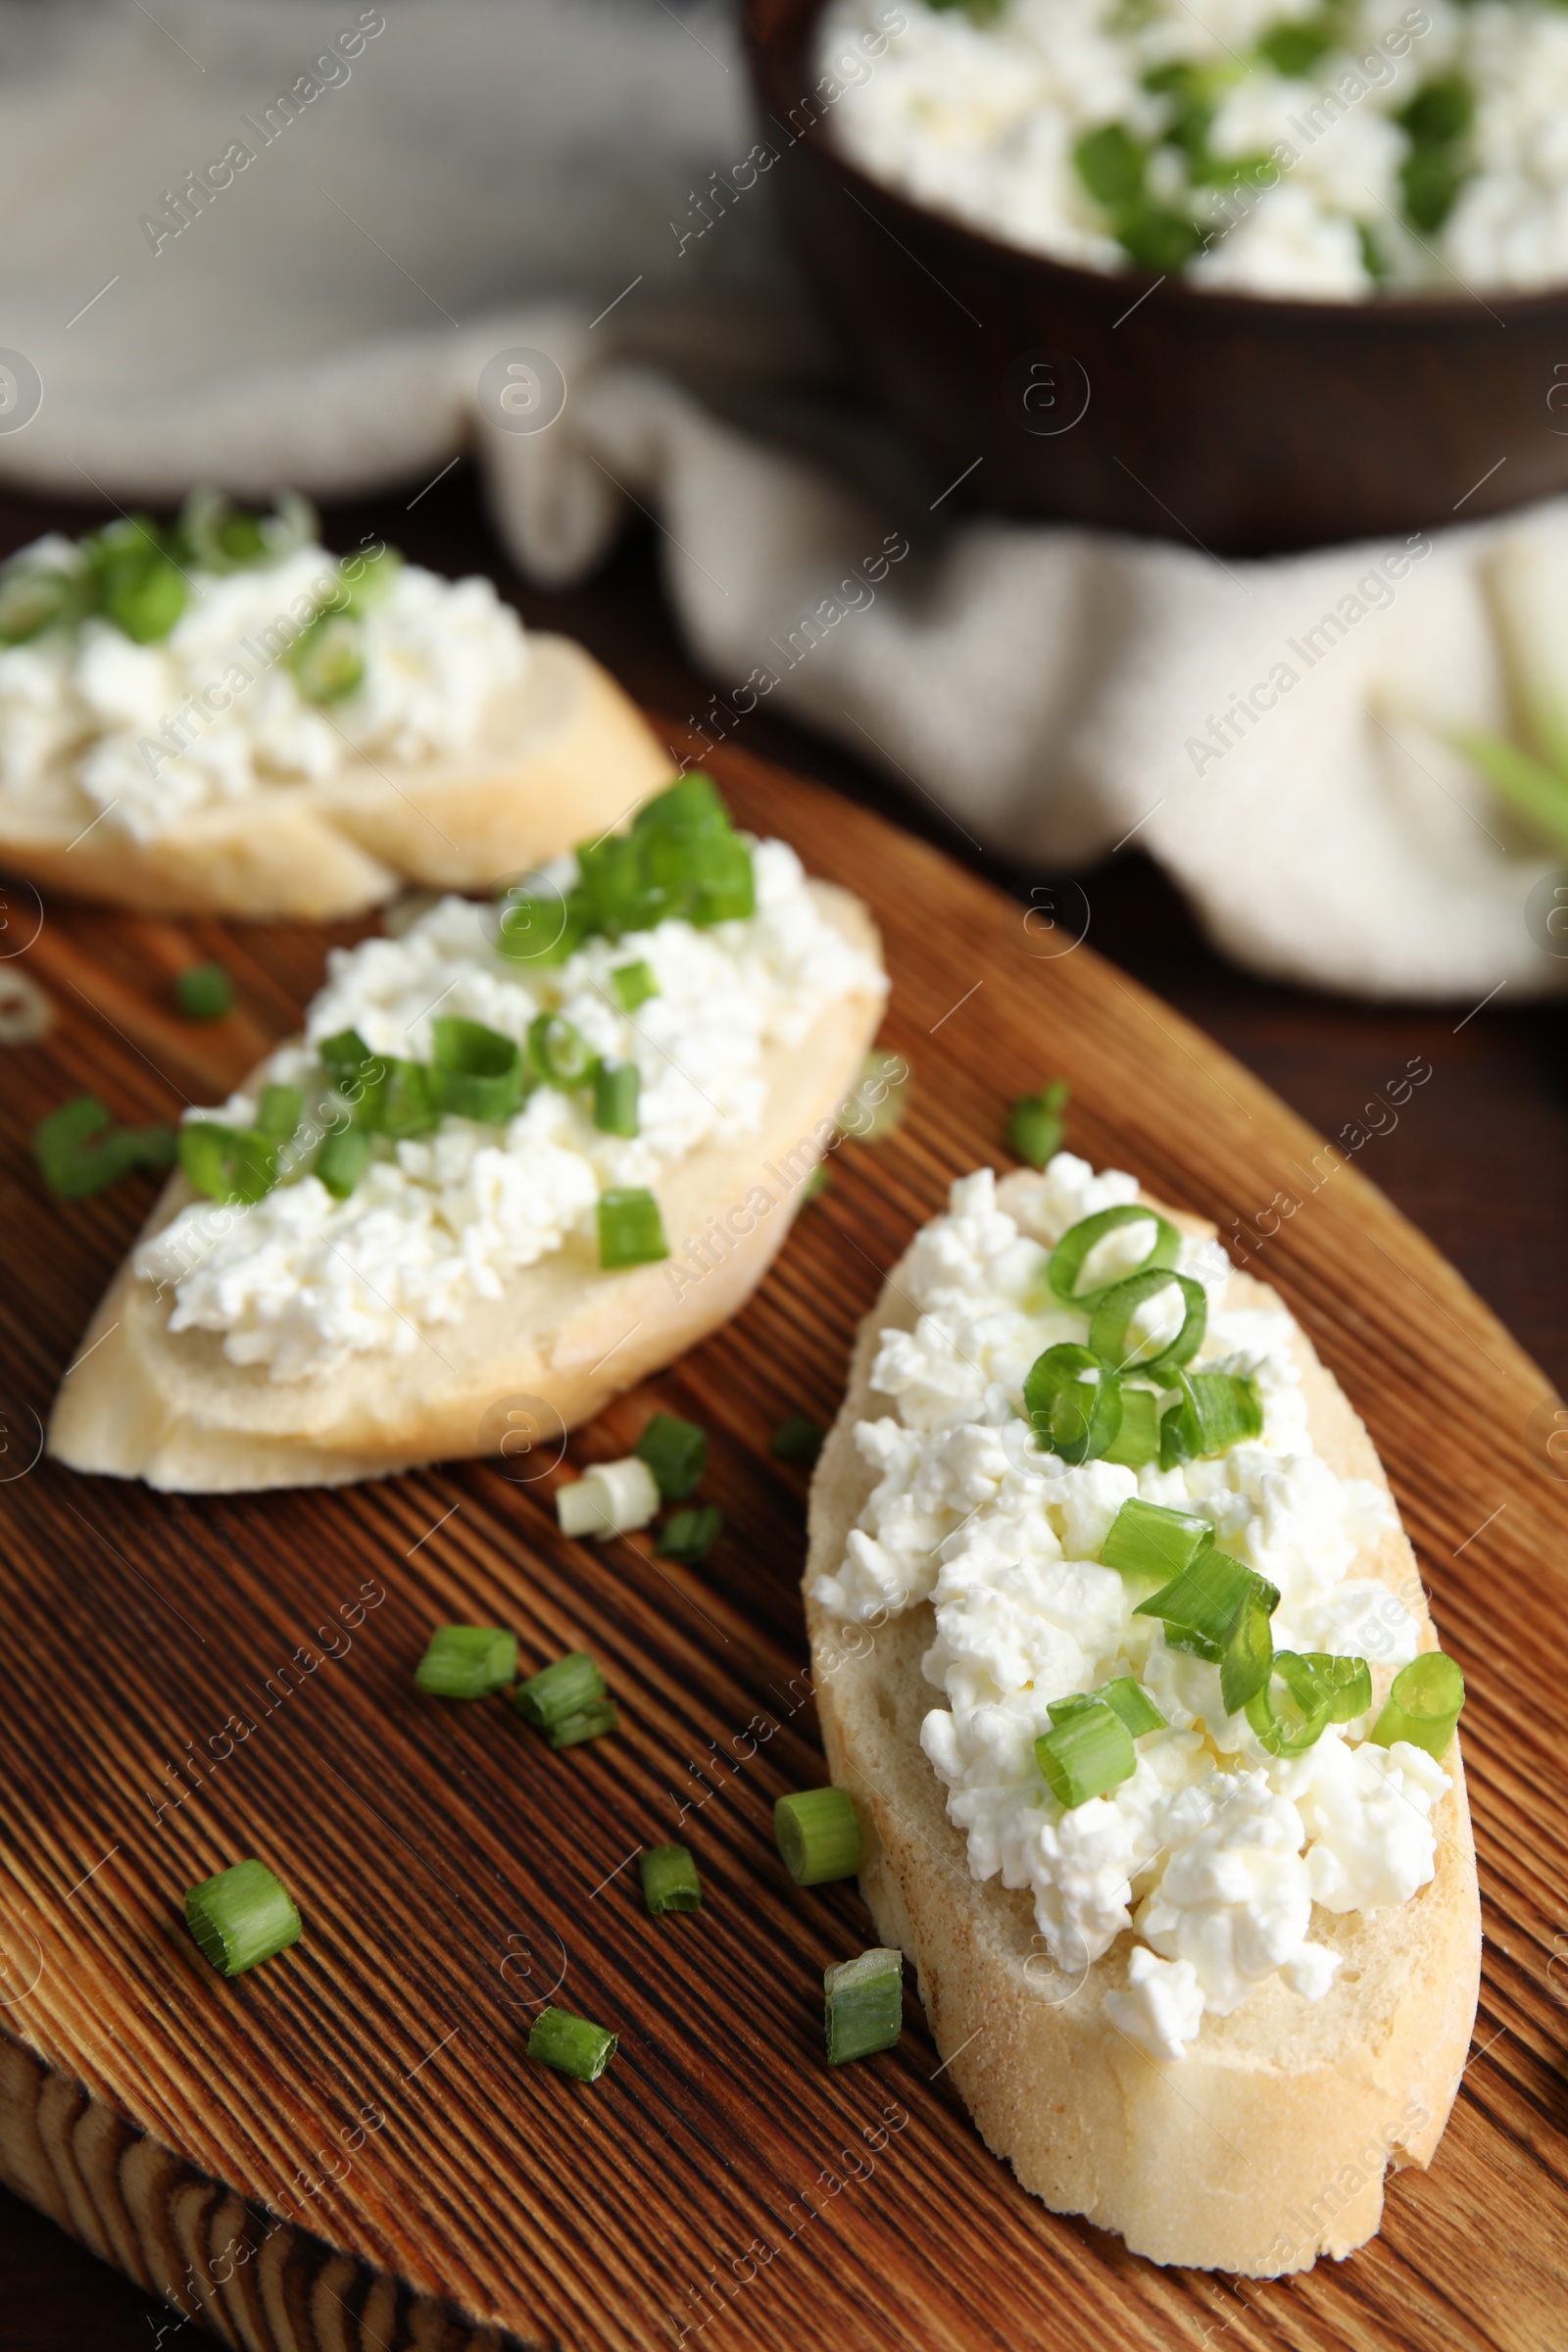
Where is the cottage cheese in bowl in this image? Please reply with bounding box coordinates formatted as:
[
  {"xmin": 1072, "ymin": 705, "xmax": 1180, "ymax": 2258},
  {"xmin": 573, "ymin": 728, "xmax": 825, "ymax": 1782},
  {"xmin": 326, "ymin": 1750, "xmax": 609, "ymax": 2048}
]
[{"xmin": 819, "ymin": 0, "xmax": 1568, "ymax": 299}]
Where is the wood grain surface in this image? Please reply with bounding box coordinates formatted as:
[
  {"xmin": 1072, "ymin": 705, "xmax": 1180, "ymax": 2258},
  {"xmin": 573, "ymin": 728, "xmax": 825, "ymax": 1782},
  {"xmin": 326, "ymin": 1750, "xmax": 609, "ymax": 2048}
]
[{"xmin": 0, "ymin": 724, "xmax": 1565, "ymax": 2352}]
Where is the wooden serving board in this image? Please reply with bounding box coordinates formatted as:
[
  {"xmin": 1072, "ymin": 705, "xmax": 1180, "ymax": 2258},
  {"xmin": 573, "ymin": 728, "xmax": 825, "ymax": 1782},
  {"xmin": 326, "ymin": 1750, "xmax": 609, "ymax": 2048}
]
[{"xmin": 0, "ymin": 730, "xmax": 1564, "ymax": 2352}]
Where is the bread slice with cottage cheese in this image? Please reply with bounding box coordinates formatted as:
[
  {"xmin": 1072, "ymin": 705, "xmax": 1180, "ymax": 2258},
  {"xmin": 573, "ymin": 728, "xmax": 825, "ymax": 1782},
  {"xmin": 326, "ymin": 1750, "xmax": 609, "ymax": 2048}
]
[
  {"xmin": 0, "ymin": 634, "xmax": 671, "ymax": 920},
  {"xmin": 48, "ymin": 882, "xmax": 884, "ymax": 1492},
  {"xmin": 804, "ymin": 1165, "xmax": 1480, "ymax": 2277}
]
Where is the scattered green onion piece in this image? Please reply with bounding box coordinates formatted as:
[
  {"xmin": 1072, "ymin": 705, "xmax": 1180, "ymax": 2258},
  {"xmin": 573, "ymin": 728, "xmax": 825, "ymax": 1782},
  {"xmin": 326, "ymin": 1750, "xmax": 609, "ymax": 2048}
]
[
  {"xmin": 514, "ymin": 1650, "xmax": 607, "ymax": 1732},
  {"xmin": 1089, "ymin": 1268, "xmax": 1206, "ymax": 1376},
  {"xmin": 289, "ymin": 610, "xmax": 364, "ymax": 703},
  {"xmin": 178, "ymin": 1120, "xmax": 278, "ymax": 1206},
  {"xmin": 174, "ymin": 961, "xmax": 233, "ymax": 1021},
  {"xmin": 89, "ymin": 521, "xmax": 187, "ymax": 644},
  {"xmin": 33, "ymin": 1096, "xmax": 176, "ymax": 1199},
  {"xmin": 556, "ymin": 1456, "xmax": 661, "ymax": 1539},
  {"xmin": 1246, "ymin": 1652, "xmax": 1336, "ymax": 1757},
  {"xmin": 657, "ymin": 1505, "xmax": 722, "ymax": 1564},
  {"xmin": 838, "ymin": 1049, "xmax": 908, "ymax": 1142},
  {"xmin": 576, "ymin": 773, "xmax": 756, "ymax": 937},
  {"xmin": 341, "ymin": 544, "xmax": 402, "ymax": 613},
  {"xmin": 549, "ymin": 1698, "xmax": 619, "ymax": 1748},
  {"xmin": 1101, "ymin": 1497, "xmax": 1212, "ymax": 1583},
  {"xmin": 373, "ymin": 1057, "xmax": 440, "ymax": 1140},
  {"xmin": 1297, "ymin": 1651, "xmax": 1373, "ymax": 1724},
  {"xmin": 526, "ymin": 2004, "xmax": 617, "ymax": 2082},
  {"xmin": 178, "ymin": 489, "xmax": 269, "ymax": 573},
  {"xmin": 1158, "ymin": 1369, "xmax": 1263, "ymax": 1469},
  {"xmin": 1370, "ymin": 1651, "xmax": 1465, "ymax": 1758},
  {"xmin": 316, "ymin": 1123, "xmax": 371, "ymax": 1200},
  {"xmin": 771, "ymin": 1414, "xmax": 825, "ymax": 1465},
  {"xmin": 802, "ymin": 1162, "xmax": 831, "ymax": 1201},
  {"xmin": 775, "ymin": 1787, "xmax": 862, "ymax": 1886},
  {"xmin": 1220, "ymin": 1583, "xmax": 1275, "ymax": 1716},
  {"xmin": 611, "ymin": 958, "xmax": 658, "ymax": 1012},
  {"xmin": 633, "ymin": 1411, "xmax": 708, "ymax": 1500},
  {"xmin": 824, "ymin": 1947, "xmax": 904, "ymax": 2065},
  {"xmin": 184, "ymin": 1858, "xmax": 302, "ymax": 1979},
  {"xmin": 415, "ymin": 1624, "xmax": 517, "ymax": 1699},
  {"xmin": 1258, "ymin": 18, "xmax": 1332, "ymax": 74},
  {"xmin": 528, "ymin": 1010, "xmax": 597, "ymax": 1090},
  {"xmin": 1047, "ymin": 1204, "xmax": 1181, "ymax": 1310},
  {"xmin": 641, "ymin": 1843, "xmax": 702, "ymax": 1916},
  {"xmin": 496, "ymin": 886, "xmax": 590, "ymax": 968},
  {"xmin": 598, "ymin": 1187, "xmax": 667, "ymax": 1267},
  {"xmin": 1035, "ymin": 1697, "xmax": 1136, "ymax": 1807},
  {"xmin": 1075, "ymin": 121, "xmax": 1146, "ymax": 207},
  {"xmin": 1135, "ymin": 1546, "xmax": 1279, "ymax": 1664},
  {"xmin": 430, "ymin": 1016, "xmax": 526, "ymax": 1123},
  {"xmin": 0, "ymin": 565, "xmax": 83, "ymax": 645},
  {"xmin": 1007, "ymin": 1078, "xmax": 1069, "ymax": 1169},
  {"xmin": 1102, "ymin": 1385, "xmax": 1160, "ymax": 1468},
  {"xmin": 318, "ymin": 1027, "xmax": 374, "ymax": 1084},
  {"xmin": 1097, "ymin": 1675, "xmax": 1167, "ymax": 1738},
  {"xmin": 1022, "ymin": 1342, "xmax": 1122, "ymax": 1465},
  {"xmin": 593, "ymin": 1058, "xmax": 640, "ymax": 1137},
  {"xmin": 255, "ymin": 1083, "xmax": 303, "ymax": 1142}
]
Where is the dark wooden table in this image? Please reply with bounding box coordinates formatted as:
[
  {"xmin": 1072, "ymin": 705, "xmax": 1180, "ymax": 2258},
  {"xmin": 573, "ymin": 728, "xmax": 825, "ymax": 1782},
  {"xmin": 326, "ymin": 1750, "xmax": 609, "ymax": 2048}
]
[{"xmin": 2, "ymin": 466, "xmax": 1562, "ymax": 2340}]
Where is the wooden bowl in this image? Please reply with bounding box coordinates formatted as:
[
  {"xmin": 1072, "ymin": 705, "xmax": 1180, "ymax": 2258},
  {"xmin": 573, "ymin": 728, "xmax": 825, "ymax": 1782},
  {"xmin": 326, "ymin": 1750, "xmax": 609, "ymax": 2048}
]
[{"xmin": 746, "ymin": 0, "xmax": 1568, "ymax": 553}]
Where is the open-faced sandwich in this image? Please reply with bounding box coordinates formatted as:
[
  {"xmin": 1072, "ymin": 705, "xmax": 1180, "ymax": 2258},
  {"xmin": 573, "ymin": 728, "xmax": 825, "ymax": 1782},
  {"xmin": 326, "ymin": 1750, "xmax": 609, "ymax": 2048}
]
[
  {"xmin": 0, "ymin": 494, "xmax": 669, "ymax": 917},
  {"xmin": 49, "ymin": 775, "xmax": 887, "ymax": 1491},
  {"xmin": 805, "ymin": 1156, "xmax": 1480, "ymax": 2276}
]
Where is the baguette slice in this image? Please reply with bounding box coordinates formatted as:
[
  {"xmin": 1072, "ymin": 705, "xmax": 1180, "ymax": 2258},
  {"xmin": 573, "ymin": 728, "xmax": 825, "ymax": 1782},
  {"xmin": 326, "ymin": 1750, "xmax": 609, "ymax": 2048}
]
[
  {"xmin": 0, "ymin": 634, "xmax": 671, "ymax": 919},
  {"xmin": 48, "ymin": 885, "xmax": 883, "ymax": 1493},
  {"xmin": 805, "ymin": 1170, "xmax": 1481, "ymax": 2277}
]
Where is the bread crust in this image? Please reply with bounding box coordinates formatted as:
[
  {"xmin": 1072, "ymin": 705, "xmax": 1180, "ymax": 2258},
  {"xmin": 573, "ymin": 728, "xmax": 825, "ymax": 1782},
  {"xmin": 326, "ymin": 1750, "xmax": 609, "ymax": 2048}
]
[
  {"xmin": 804, "ymin": 1171, "xmax": 1481, "ymax": 2276},
  {"xmin": 48, "ymin": 885, "xmax": 885, "ymax": 1493},
  {"xmin": 0, "ymin": 635, "xmax": 671, "ymax": 919}
]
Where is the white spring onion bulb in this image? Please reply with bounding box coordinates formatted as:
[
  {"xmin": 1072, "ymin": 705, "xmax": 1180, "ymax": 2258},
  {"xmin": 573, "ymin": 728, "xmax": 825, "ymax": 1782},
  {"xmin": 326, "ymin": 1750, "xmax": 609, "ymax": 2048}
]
[{"xmin": 556, "ymin": 1455, "xmax": 661, "ymax": 1540}]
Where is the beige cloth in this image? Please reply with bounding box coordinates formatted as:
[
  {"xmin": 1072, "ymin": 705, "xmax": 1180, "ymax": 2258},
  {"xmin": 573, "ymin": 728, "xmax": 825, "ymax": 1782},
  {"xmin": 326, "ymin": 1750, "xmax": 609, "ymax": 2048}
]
[{"xmin": 0, "ymin": 0, "xmax": 1558, "ymax": 999}]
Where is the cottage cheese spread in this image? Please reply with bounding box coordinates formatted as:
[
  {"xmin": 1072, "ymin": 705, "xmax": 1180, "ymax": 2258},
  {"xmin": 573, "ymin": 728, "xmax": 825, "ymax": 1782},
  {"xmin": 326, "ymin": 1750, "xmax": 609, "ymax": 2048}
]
[
  {"xmin": 821, "ymin": 0, "xmax": 1568, "ymax": 299},
  {"xmin": 810, "ymin": 1159, "xmax": 1449, "ymax": 2058},
  {"xmin": 0, "ymin": 537, "xmax": 525, "ymax": 840},
  {"xmin": 135, "ymin": 840, "xmax": 885, "ymax": 1380}
]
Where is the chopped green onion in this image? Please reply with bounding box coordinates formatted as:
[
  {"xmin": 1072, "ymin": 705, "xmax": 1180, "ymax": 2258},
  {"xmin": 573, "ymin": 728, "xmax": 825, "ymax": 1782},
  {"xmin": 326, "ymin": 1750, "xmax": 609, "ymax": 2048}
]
[
  {"xmin": 318, "ymin": 1027, "xmax": 375, "ymax": 1085},
  {"xmin": 0, "ymin": 565, "xmax": 84, "ymax": 645},
  {"xmin": 1075, "ymin": 122, "xmax": 1146, "ymax": 207},
  {"xmin": 341, "ymin": 544, "xmax": 402, "ymax": 613},
  {"xmin": 315, "ymin": 1123, "xmax": 371, "ymax": 1200},
  {"xmin": 528, "ymin": 1010, "xmax": 598, "ymax": 1090},
  {"xmin": 289, "ymin": 611, "xmax": 364, "ymax": 702},
  {"xmin": 87, "ymin": 518, "xmax": 187, "ymax": 645},
  {"xmin": 838, "ymin": 1049, "xmax": 908, "ymax": 1142},
  {"xmin": 1089, "ymin": 1269, "xmax": 1206, "ymax": 1376},
  {"xmin": 611, "ymin": 958, "xmax": 658, "ymax": 1011},
  {"xmin": 775, "ymin": 1787, "xmax": 862, "ymax": 1886},
  {"xmin": 1297, "ymin": 1651, "xmax": 1373, "ymax": 1724},
  {"xmin": 1258, "ymin": 18, "xmax": 1332, "ymax": 74},
  {"xmin": 657, "ymin": 1505, "xmax": 722, "ymax": 1564},
  {"xmin": 255, "ymin": 1083, "xmax": 303, "ymax": 1142},
  {"xmin": 802, "ymin": 1162, "xmax": 831, "ymax": 1201},
  {"xmin": 1102, "ymin": 1385, "xmax": 1160, "ymax": 1468},
  {"xmin": 633, "ymin": 1411, "xmax": 708, "ymax": 1500},
  {"xmin": 176, "ymin": 488, "xmax": 318, "ymax": 573},
  {"xmin": 556, "ymin": 1455, "xmax": 662, "ymax": 1539},
  {"xmin": 1047, "ymin": 1204, "xmax": 1181, "ymax": 1310},
  {"xmin": 1246, "ymin": 1651, "xmax": 1336, "ymax": 1756},
  {"xmin": 526, "ymin": 2004, "xmax": 617, "ymax": 2082},
  {"xmin": 1158, "ymin": 1369, "xmax": 1263, "ymax": 1469},
  {"xmin": 34, "ymin": 1096, "xmax": 176, "ymax": 1199},
  {"xmin": 1101, "ymin": 1497, "xmax": 1213, "ymax": 1584},
  {"xmin": 1135, "ymin": 1545, "xmax": 1278, "ymax": 1664},
  {"xmin": 1035, "ymin": 1697, "xmax": 1136, "ymax": 1807},
  {"xmin": 415, "ymin": 1624, "xmax": 517, "ymax": 1699},
  {"xmin": 496, "ymin": 887, "xmax": 590, "ymax": 967},
  {"xmin": 598, "ymin": 1187, "xmax": 667, "ymax": 1267},
  {"xmin": 515, "ymin": 1650, "xmax": 607, "ymax": 1732},
  {"xmin": 824, "ymin": 1947, "xmax": 904, "ymax": 2065},
  {"xmin": 548, "ymin": 1697, "xmax": 619, "ymax": 1748},
  {"xmin": 1022, "ymin": 1342, "xmax": 1122, "ymax": 1465},
  {"xmin": 1370, "ymin": 1651, "xmax": 1464, "ymax": 1758},
  {"xmin": 173, "ymin": 961, "xmax": 234, "ymax": 1021},
  {"xmin": 770, "ymin": 1414, "xmax": 825, "ymax": 1465},
  {"xmin": 593, "ymin": 1058, "xmax": 640, "ymax": 1137},
  {"xmin": 178, "ymin": 1120, "xmax": 278, "ymax": 1206},
  {"xmin": 372, "ymin": 1058, "xmax": 440, "ymax": 1140},
  {"xmin": 430, "ymin": 1016, "xmax": 526, "ymax": 1123},
  {"xmin": 1007, "ymin": 1078, "xmax": 1069, "ymax": 1168},
  {"xmin": 1098, "ymin": 1675, "xmax": 1167, "ymax": 1738},
  {"xmin": 641, "ymin": 1843, "xmax": 702, "ymax": 1915},
  {"xmin": 184, "ymin": 1858, "xmax": 302, "ymax": 1979},
  {"xmin": 1220, "ymin": 1583, "xmax": 1275, "ymax": 1715}
]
